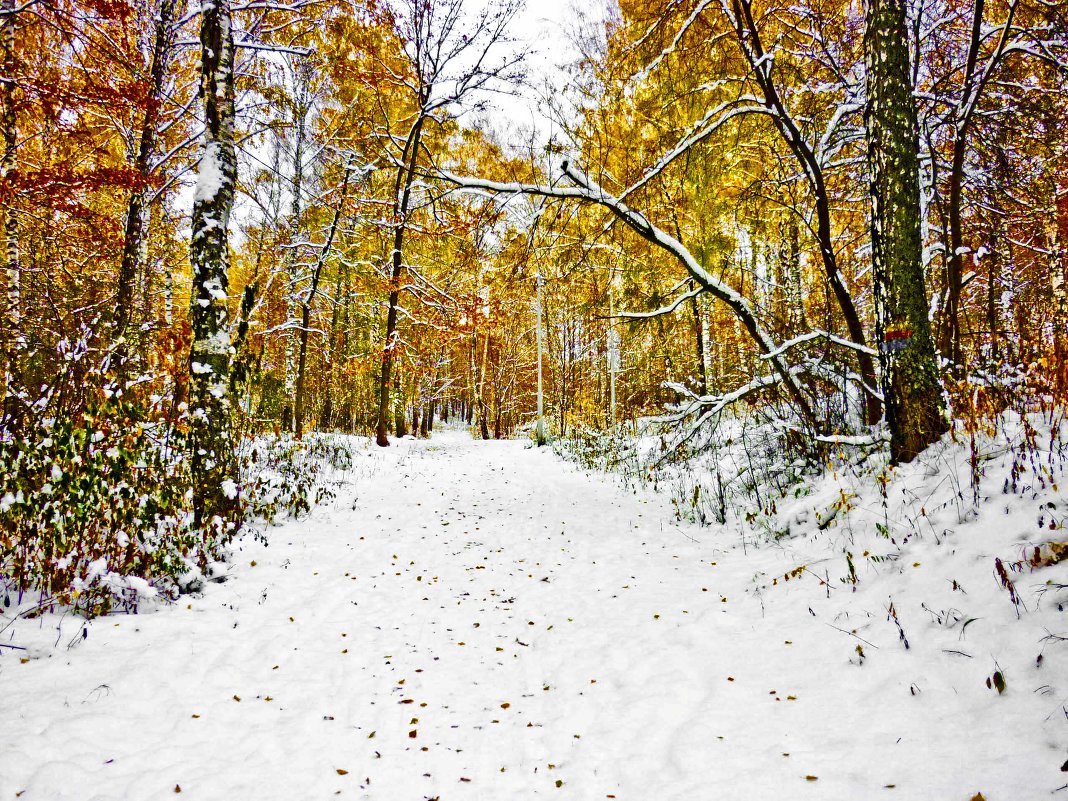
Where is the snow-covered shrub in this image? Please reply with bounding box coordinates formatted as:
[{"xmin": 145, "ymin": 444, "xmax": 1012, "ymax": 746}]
[
  {"xmin": 0, "ymin": 415, "xmax": 361, "ymax": 617},
  {"xmin": 553, "ymin": 426, "xmax": 640, "ymax": 477},
  {"xmin": 0, "ymin": 391, "xmax": 198, "ymax": 616},
  {"xmin": 556, "ymin": 408, "xmax": 824, "ymax": 529},
  {"xmin": 239, "ymin": 432, "xmax": 355, "ymax": 524},
  {"xmin": 0, "ymin": 325, "xmax": 361, "ymax": 618}
]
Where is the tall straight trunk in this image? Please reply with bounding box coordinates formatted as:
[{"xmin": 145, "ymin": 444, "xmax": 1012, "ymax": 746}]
[
  {"xmin": 1051, "ymin": 165, "xmax": 1068, "ymax": 392},
  {"xmin": 294, "ymin": 162, "xmax": 352, "ymax": 438},
  {"xmin": 477, "ymin": 325, "xmax": 491, "ymax": 439},
  {"xmin": 321, "ymin": 264, "xmax": 345, "ymax": 429},
  {"xmin": 282, "ymin": 65, "xmax": 311, "ymax": 433},
  {"xmin": 1043, "ymin": 67, "xmax": 1068, "ymax": 394},
  {"xmin": 534, "ymin": 266, "xmax": 548, "ymax": 444},
  {"xmin": 939, "ymin": 0, "xmax": 986, "ymax": 368},
  {"xmin": 113, "ymin": 0, "xmax": 176, "ymax": 362},
  {"xmin": 375, "ymin": 112, "xmax": 427, "ymax": 446},
  {"xmin": 689, "ymin": 282, "xmax": 708, "ymax": 396},
  {"xmin": 942, "ymin": 130, "xmax": 968, "ymax": 368},
  {"xmin": 864, "ymin": 0, "xmax": 948, "ymax": 463},
  {"xmin": 939, "ymin": 0, "xmax": 1019, "ymax": 366},
  {"xmin": 2, "ymin": 0, "xmax": 19, "ymax": 410},
  {"xmin": 188, "ymin": 0, "xmax": 237, "ymax": 529},
  {"xmin": 164, "ymin": 259, "xmax": 173, "ymax": 324},
  {"xmin": 393, "ymin": 369, "xmax": 407, "ymax": 438},
  {"xmin": 984, "ymin": 217, "xmax": 1002, "ymax": 362}
]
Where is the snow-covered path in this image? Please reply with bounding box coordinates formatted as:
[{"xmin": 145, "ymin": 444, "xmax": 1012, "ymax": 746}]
[{"xmin": 2, "ymin": 432, "xmax": 1062, "ymax": 800}]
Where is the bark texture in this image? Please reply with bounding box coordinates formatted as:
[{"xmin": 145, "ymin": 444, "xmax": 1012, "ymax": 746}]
[
  {"xmin": 2, "ymin": 0, "xmax": 19, "ymax": 408},
  {"xmin": 863, "ymin": 0, "xmax": 948, "ymax": 462},
  {"xmin": 188, "ymin": 0, "xmax": 237, "ymax": 528}
]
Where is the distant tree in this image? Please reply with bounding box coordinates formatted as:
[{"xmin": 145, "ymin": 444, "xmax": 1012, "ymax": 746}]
[
  {"xmin": 372, "ymin": 0, "xmax": 523, "ymax": 446},
  {"xmin": 111, "ymin": 0, "xmax": 180, "ymax": 370}
]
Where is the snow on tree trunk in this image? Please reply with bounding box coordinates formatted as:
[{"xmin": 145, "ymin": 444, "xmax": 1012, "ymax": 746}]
[
  {"xmin": 863, "ymin": 0, "xmax": 948, "ymax": 463},
  {"xmin": 1051, "ymin": 166, "xmax": 1068, "ymax": 393},
  {"xmin": 188, "ymin": 0, "xmax": 237, "ymax": 530},
  {"xmin": 2, "ymin": 0, "xmax": 20, "ymax": 409}
]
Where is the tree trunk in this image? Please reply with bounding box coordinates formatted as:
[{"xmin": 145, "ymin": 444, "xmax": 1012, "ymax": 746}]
[
  {"xmin": 1051, "ymin": 167, "xmax": 1068, "ymax": 393},
  {"xmin": 941, "ymin": 127, "xmax": 968, "ymax": 368},
  {"xmin": 690, "ymin": 281, "xmax": 708, "ymax": 396},
  {"xmin": 940, "ymin": 107, "xmax": 977, "ymax": 370},
  {"xmin": 393, "ymin": 369, "xmax": 407, "ymax": 438},
  {"xmin": 113, "ymin": 0, "xmax": 176, "ymax": 365},
  {"xmin": 282, "ymin": 64, "xmax": 311, "ymax": 433},
  {"xmin": 188, "ymin": 0, "xmax": 238, "ymax": 529},
  {"xmin": 863, "ymin": 0, "xmax": 948, "ymax": 463},
  {"xmin": 295, "ymin": 162, "xmax": 352, "ymax": 438},
  {"xmin": 2, "ymin": 0, "xmax": 20, "ymax": 413},
  {"xmin": 321, "ymin": 265, "xmax": 346, "ymax": 429},
  {"xmin": 375, "ymin": 113, "xmax": 427, "ymax": 446}
]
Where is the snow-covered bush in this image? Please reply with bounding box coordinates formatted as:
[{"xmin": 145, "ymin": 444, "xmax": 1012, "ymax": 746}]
[
  {"xmin": 0, "ymin": 391, "xmax": 197, "ymax": 616},
  {"xmin": 0, "ymin": 329, "xmax": 361, "ymax": 618},
  {"xmin": 240, "ymin": 432, "xmax": 357, "ymax": 524}
]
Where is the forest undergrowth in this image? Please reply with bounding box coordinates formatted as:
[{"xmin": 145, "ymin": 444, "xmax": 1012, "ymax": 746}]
[
  {"xmin": 0, "ymin": 339, "xmax": 366, "ymax": 621},
  {"xmin": 556, "ymin": 370, "xmax": 1068, "ymax": 604}
]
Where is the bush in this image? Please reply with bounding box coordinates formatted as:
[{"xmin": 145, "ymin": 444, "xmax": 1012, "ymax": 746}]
[
  {"xmin": 240, "ymin": 432, "xmax": 355, "ymax": 524},
  {"xmin": 0, "ymin": 391, "xmax": 198, "ymax": 616},
  {"xmin": 1, "ymin": 367, "xmax": 359, "ymax": 618}
]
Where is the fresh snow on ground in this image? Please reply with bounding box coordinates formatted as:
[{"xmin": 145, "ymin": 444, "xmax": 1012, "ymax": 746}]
[{"xmin": 2, "ymin": 428, "xmax": 1066, "ymax": 800}]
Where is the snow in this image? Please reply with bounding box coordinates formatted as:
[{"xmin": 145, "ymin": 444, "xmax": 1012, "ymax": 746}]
[
  {"xmin": 194, "ymin": 141, "xmax": 226, "ymax": 205},
  {"xmin": 1, "ymin": 428, "xmax": 1066, "ymax": 799}
]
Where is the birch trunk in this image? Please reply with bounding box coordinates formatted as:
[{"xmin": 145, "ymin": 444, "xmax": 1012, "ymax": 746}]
[
  {"xmin": 282, "ymin": 64, "xmax": 311, "ymax": 433},
  {"xmin": 2, "ymin": 0, "xmax": 19, "ymax": 409},
  {"xmin": 188, "ymin": 0, "xmax": 237, "ymax": 529},
  {"xmin": 864, "ymin": 0, "xmax": 948, "ymax": 463},
  {"xmin": 1051, "ymin": 167, "xmax": 1068, "ymax": 392}
]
